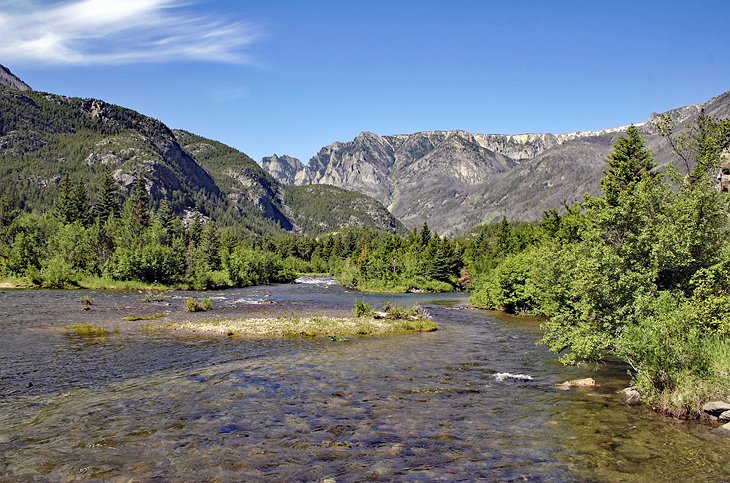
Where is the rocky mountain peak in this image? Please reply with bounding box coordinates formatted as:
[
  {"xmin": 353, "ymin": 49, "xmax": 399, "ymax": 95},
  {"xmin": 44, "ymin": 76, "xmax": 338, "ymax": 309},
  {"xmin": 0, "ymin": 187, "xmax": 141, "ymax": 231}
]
[
  {"xmin": 260, "ymin": 88, "xmax": 730, "ymax": 235},
  {"xmin": 0, "ymin": 65, "xmax": 32, "ymax": 91},
  {"xmin": 260, "ymin": 154, "xmax": 306, "ymax": 185}
]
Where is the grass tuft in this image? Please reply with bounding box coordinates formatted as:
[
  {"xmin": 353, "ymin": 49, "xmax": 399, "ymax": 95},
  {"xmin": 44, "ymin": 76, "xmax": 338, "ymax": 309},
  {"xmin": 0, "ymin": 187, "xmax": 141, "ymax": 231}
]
[
  {"xmin": 65, "ymin": 324, "xmax": 109, "ymax": 337},
  {"xmin": 123, "ymin": 313, "xmax": 166, "ymax": 321},
  {"xmin": 185, "ymin": 296, "xmax": 212, "ymax": 312}
]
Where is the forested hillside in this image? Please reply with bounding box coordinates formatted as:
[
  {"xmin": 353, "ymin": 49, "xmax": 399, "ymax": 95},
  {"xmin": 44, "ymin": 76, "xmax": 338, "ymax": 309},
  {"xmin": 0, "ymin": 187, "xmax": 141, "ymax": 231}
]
[{"xmin": 0, "ymin": 66, "xmax": 403, "ymax": 237}]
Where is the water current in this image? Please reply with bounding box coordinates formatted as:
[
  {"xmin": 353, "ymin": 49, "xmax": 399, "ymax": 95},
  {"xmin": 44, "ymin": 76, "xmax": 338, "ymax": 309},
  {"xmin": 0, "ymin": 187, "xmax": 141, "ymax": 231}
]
[{"xmin": 1, "ymin": 278, "xmax": 729, "ymax": 481}]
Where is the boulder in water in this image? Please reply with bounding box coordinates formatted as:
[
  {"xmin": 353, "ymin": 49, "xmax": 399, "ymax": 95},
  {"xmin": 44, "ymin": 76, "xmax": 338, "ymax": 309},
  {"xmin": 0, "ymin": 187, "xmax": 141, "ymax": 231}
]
[
  {"xmin": 557, "ymin": 377, "xmax": 597, "ymax": 390},
  {"xmin": 620, "ymin": 387, "xmax": 641, "ymax": 406},
  {"xmin": 714, "ymin": 422, "xmax": 730, "ymax": 437}
]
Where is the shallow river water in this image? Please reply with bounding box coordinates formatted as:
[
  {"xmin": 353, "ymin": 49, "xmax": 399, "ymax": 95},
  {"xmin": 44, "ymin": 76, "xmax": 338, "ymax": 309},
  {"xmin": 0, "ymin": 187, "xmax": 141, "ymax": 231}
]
[{"xmin": 1, "ymin": 278, "xmax": 729, "ymax": 481}]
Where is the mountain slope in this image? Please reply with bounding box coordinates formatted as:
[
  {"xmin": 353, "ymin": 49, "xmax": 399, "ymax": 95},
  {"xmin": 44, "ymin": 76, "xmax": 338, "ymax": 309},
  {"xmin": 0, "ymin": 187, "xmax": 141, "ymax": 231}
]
[
  {"xmin": 0, "ymin": 86, "xmax": 222, "ymax": 218},
  {"xmin": 262, "ymin": 90, "xmax": 730, "ymax": 234},
  {"xmin": 282, "ymin": 184, "xmax": 404, "ymax": 235},
  {"xmin": 174, "ymin": 130, "xmax": 403, "ymax": 235},
  {"xmin": 0, "ymin": 65, "xmax": 31, "ymax": 91},
  {"xmin": 0, "ymin": 65, "xmax": 403, "ymax": 236}
]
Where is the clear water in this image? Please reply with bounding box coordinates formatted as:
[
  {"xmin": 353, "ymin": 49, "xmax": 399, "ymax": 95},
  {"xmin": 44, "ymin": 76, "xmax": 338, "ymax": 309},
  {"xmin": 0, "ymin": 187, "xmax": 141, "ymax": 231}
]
[{"xmin": 1, "ymin": 280, "xmax": 728, "ymax": 481}]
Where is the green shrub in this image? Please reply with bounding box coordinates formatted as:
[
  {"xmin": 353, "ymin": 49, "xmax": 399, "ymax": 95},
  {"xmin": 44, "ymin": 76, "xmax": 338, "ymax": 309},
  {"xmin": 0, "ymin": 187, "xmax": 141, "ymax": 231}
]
[
  {"xmin": 382, "ymin": 301, "xmax": 428, "ymax": 320},
  {"xmin": 143, "ymin": 292, "xmax": 166, "ymax": 303},
  {"xmin": 470, "ymin": 248, "xmax": 541, "ymax": 314},
  {"xmin": 185, "ymin": 296, "xmax": 212, "ymax": 312},
  {"xmin": 40, "ymin": 256, "xmax": 78, "ymax": 288},
  {"xmin": 353, "ymin": 300, "xmax": 373, "ymax": 317}
]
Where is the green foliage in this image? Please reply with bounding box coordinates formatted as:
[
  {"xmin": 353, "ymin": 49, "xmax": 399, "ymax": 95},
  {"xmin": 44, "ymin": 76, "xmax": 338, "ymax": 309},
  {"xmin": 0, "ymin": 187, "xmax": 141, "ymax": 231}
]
[
  {"xmin": 40, "ymin": 255, "xmax": 78, "ymax": 288},
  {"xmin": 185, "ymin": 296, "xmax": 212, "ymax": 312},
  {"xmin": 94, "ymin": 170, "xmax": 119, "ymax": 220},
  {"xmin": 470, "ymin": 248, "xmax": 541, "ymax": 314},
  {"xmin": 467, "ymin": 115, "xmax": 730, "ymax": 414},
  {"xmin": 332, "ymin": 228, "xmax": 463, "ymax": 293},
  {"xmin": 615, "ymin": 292, "xmax": 730, "ymax": 416},
  {"xmin": 65, "ymin": 324, "xmax": 109, "ymax": 337},
  {"xmin": 599, "ymin": 124, "xmax": 655, "ymax": 206},
  {"xmin": 353, "ymin": 300, "xmax": 373, "ymax": 317},
  {"xmin": 282, "ymin": 184, "xmax": 404, "ymax": 235},
  {"xmin": 224, "ymin": 246, "xmax": 294, "ymax": 287},
  {"xmin": 123, "ymin": 313, "xmax": 166, "ymax": 321},
  {"xmin": 381, "ymin": 301, "xmax": 429, "ymax": 320}
]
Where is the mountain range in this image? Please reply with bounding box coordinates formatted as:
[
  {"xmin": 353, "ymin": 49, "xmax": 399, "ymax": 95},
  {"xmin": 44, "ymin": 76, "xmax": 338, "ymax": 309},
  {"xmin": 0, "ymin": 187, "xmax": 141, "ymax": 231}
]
[
  {"xmin": 0, "ymin": 65, "xmax": 402, "ymax": 236},
  {"xmin": 261, "ymin": 90, "xmax": 730, "ymax": 234},
  {"xmin": 3, "ymin": 62, "xmax": 728, "ymax": 238}
]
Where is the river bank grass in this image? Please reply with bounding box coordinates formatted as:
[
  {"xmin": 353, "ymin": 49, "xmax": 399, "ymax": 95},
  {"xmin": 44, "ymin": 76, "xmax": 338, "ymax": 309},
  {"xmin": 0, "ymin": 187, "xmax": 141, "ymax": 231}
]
[
  {"xmin": 76, "ymin": 276, "xmax": 174, "ymax": 291},
  {"xmin": 65, "ymin": 324, "xmax": 118, "ymax": 337},
  {"xmin": 161, "ymin": 315, "xmax": 437, "ymax": 338},
  {"xmin": 640, "ymin": 336, "xmax": 730, "ymax": 418},
  {"xmin": 0, "ymin": 276, "xmax": 34, "ymax": 289},
  {"xmin": 0, "ymin": 275, "xmax": 175, "ymax": 291}
]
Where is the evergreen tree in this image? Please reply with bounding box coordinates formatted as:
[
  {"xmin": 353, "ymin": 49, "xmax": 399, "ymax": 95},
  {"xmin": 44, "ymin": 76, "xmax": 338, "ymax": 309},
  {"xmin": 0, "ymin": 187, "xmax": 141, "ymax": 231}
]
[
  {"xmin": 419, "ymin": 222, "xmax": 431, "ymax": 246},
  {"xmin": 155, "ymin": 199, "xmax": 183, "ymax": 240},
  {"xmin": 0, "ymin": 193, "xmax": 19, "ymax": 229},
  {"xmin": 71, "ymin": 181, "xmax": 91, "ymax": 226},
  {"xmin": 428, "ymin": 244, "xmax": 451, "ymax": 282},
  {"xmin": 599, "ymin": 125, "xmax": 655, "ymax": 205},
  {"xmin": 199, "ymin": 222, "xmax": 221, "ymax": 270},
  {"xmin": 54, "ymin": 174, "xmax": 75, "ymax": 224},
  {"xmin": 187, "ymin": 210, "xmax": 203, "ymax": 247},
  {"xmin": 95, "ymin": 170, "xmax": 119, "ymax": 220},
  {"xmin": 122, "ymin": 176, "xmax": 150, "ymax": 232},
  {"xmin": 495, "ymin": 216, "xmax": 514, "ymax": 254}
]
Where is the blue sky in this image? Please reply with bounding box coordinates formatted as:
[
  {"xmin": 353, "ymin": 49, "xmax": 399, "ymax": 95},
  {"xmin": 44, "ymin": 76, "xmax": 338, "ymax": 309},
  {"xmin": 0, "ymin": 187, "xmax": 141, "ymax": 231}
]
[{"xmin": 3, "ymin": 0, "xmax": 730, "ymax": 163}]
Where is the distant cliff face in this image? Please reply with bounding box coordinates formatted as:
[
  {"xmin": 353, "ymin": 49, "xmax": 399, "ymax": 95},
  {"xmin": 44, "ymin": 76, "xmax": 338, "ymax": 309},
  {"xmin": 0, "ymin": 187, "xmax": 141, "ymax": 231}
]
[
  {"xmin": 261, "ymin": 154, "xmax": 306, "ymax": 185},
  {"xmin": 261, "ymin": 91, "xmax": 730, "ymax": 235}
]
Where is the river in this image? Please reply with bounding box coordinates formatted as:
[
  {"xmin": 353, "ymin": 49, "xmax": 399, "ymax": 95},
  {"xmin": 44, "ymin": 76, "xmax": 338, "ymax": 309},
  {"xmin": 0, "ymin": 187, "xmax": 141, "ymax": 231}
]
[{"xmin": 1, "ymin": 278, "xmax": 728, "ymax": 481}]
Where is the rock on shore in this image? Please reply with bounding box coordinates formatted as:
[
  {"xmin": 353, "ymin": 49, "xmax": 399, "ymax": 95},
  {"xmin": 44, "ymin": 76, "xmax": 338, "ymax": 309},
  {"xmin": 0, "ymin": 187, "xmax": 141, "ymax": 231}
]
[
  {"xmin": 702, "ymin": 401, "xmax": 730, "ymax": 418},
  {"xmin": 620, "ymin": 387, "xmax": 641, "ymax": 406}
]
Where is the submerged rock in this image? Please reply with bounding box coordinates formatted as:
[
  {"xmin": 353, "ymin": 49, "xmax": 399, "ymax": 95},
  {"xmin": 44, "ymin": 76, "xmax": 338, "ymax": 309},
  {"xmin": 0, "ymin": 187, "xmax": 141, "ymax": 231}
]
[
  {"xmin": 620, "ymin": 387, "xmax": 641, "ymax": 406},
  {"xmin": 219, "ymin": 424, "xmax": 241, "ymax": 434},
  {"xmin": 702, "ymin": 401, "xmax": 730, "ymax": 417},
  {"xmin": 557, "ymin": 377, "xmax": 597, "ymax": 390},
  {"xmin": 714, "ymin": 422, "xmax": 730, "ymax": 437}
]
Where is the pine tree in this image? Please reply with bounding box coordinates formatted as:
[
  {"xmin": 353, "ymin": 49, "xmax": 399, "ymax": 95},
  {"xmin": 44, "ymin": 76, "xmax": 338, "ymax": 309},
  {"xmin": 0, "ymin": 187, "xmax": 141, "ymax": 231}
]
[
  {"xmin": 54, "ymin": 174, "xmax": 75, "ymax": 224},
  {"xmin": 600, "ymin": 125, "xmax": 655, "ymax": 205},
  {"xmin": 419, "ymin": 222, "xmax": 431, "ymax": 246},
  {"xmin": 428, "ymin": 244, "xmax": 451, "ymax": 282},
  {"xmin": 0, "ymin": 193, "xmax": 18, "ymax": 228},
  {"xmin": 95, "ymin": 170, "xmax": 119, "ymax": 221},
  {"xmin": 187, "ymin": 210, "xmax": 203, "ymax": 248},
  {"xmin": 199, "ymin": 222, "xmax": 221, "ymax": 270},
  {"xmin": 71, "ymin": 181, "xmax": 91, "ymax": 226},
  {"xmin": 495, "ymin": 217, "xmax": 514, "ymax": 255},
  {"xmin": 125, "ymin": 176, "xmax": 150, "ymax": 228},
  {"xmin": 120, "ymin": 176, "xmax": 150, "ymax": 241}
]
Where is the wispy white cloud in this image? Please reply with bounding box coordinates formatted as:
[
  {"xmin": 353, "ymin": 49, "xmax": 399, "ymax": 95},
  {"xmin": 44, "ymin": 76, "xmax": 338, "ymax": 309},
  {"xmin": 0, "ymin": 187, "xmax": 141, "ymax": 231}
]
[{"xmin": 0, "ymin": 0, "xmax": 259, "ymax": 65}]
